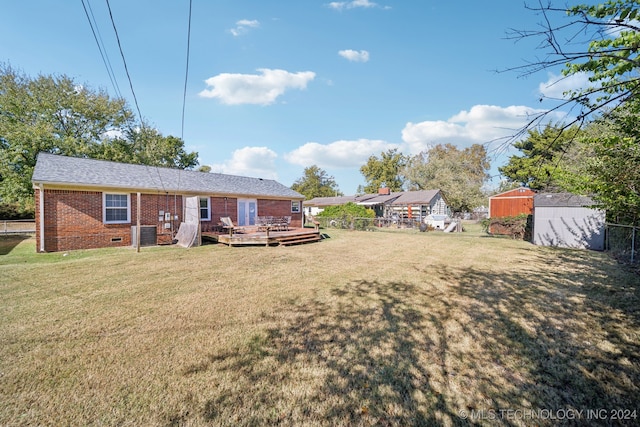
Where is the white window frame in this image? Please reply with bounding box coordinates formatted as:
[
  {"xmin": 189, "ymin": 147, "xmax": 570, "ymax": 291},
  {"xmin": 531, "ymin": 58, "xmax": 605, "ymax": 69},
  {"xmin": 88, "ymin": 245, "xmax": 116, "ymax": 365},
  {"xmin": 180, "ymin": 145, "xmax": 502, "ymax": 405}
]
[
  {"xmin": 199, "ymin": 197, "xmax": 211, "ymax": 221},
  {"xmin": 291, "ymin": 200, "xmax": 301, "ymax": 213},
  {"xmin": 103, "ymin": 193, "xmax": 131, "ymax": 224}
]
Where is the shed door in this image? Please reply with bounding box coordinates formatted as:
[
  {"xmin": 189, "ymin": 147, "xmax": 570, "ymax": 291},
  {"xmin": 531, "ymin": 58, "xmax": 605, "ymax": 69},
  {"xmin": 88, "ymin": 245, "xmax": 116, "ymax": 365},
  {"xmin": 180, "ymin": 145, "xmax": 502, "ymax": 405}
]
[{"xmin": 237, "ymin": 199, "xmax": 257, "ymax": 226}]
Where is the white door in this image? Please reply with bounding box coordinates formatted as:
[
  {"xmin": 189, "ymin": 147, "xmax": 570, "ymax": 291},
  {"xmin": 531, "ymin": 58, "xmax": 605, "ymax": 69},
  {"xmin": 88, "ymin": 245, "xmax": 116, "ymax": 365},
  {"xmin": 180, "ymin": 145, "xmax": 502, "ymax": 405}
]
[{"xmin": 237, "ymin": 199, "xmax": 257, "ymax": 226}]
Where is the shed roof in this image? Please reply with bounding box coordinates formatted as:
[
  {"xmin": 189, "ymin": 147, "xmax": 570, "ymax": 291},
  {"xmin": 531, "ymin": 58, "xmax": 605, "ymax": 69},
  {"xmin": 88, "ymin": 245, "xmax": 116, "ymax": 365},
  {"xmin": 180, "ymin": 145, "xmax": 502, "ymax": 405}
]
[
  {"xmin": 32, "ymin": 153, "xmax": 304, "ymax": 199},
  {"xmin": 534, "ymin": 193, "xmax": 596, "ymax": 207},
  {"xmin": 490, "ymin": 187, "xmax": 536, "ymax": 199}
]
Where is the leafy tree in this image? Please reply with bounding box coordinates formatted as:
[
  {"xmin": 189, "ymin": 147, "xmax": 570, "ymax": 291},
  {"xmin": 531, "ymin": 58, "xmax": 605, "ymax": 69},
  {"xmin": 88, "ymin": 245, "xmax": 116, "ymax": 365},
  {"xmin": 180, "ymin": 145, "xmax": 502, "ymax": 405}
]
[
  {"xmin": 564, "ymin": 99, "xmax": 640, "ymax": 224},
  {"xmin": 498, "ymin": 124, "xmax": 583, "ymax": 191},
  {"xmin": 359, "ymin": 148, "xmax": 407, "ymax": 193},
  {"xmin": 0, "ymin": 64, "xmax": 198, "ymax": 214},
  {"xmin": 403, "ymin": 144, "xmax": 490, "ymax": 213},
  {"xmin": 0, "ymin": 65, "xmax": 132, "ymax": 211},
  {"xmin": 508, "ymin": 1, "xmax": 640, "ymax": 130},
  {"xmin": 291, "ymin": 165, "xmax": 343, "ymax": 199},
  {"xmin": 316, "ymin": 202, "xmax": 375, "ymax": 230},
  {"xmin": 93, "ymin": 124, "xmax": 198, "ymax": 169}
]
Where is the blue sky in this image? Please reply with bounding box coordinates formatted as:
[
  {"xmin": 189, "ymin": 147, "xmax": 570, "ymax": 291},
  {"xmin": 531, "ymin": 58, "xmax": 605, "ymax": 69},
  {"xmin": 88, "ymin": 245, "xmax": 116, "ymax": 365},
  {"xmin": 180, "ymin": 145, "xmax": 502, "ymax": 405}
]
[{"xmin": 1, "ymin": 0, "xmax": 584, "ymax": 194}]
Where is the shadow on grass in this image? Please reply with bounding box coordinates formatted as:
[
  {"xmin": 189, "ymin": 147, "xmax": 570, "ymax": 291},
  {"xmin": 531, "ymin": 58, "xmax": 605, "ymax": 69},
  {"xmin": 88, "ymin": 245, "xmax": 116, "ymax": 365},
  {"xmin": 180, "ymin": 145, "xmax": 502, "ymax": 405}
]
[
  {"xmin": 0, "ymin": 234, "xmax": 31, "ymax": 255},
  {"xmin": 174, "ymin": 249, "xmax": 639, "ymax": 426}
]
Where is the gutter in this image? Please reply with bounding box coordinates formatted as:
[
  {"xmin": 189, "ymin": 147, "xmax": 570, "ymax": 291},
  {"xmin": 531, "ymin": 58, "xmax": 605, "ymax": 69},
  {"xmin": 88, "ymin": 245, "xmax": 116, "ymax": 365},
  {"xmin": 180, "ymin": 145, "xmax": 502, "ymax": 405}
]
[{"xmin": 38, "ymin": 183, "xmax": 45, "ymax": 252}]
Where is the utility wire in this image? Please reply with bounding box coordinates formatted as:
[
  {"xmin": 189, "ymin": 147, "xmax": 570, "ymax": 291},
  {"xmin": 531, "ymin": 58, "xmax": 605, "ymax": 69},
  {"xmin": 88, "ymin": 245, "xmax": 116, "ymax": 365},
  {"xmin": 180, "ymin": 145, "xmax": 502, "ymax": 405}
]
[
  {"xmin": 87, "ymin": 0, "xmax": 123, "ymax": 99},
  {"xmin": 80, "ymin": 0, "xmax": 122, "ymax": 99},
  {"xmin": 181, "ymin": 0, "xmax": 193, "ymax": 141},
  {"xmin": 105, "ymin": 0, "xmax": 144, "ymax": 124}
]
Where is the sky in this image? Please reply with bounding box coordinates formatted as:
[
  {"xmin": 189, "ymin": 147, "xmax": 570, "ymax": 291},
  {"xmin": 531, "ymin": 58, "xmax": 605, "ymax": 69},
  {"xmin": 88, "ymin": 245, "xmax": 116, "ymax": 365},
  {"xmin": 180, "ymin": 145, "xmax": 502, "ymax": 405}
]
[{"xmin": 0, "ymin": 0, "xmax": 586, "ymax": 194}]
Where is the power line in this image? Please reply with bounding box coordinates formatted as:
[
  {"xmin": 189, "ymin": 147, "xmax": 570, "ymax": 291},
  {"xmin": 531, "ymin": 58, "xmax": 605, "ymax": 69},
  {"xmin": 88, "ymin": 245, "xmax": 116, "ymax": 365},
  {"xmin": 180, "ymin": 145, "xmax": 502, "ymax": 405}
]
[
  {"xmin": 105, "ymin": 0, "xmax": 144, "ymax": 124},
  {"xmin": 181, "ymin": 0, "xmax": 193, "ymax": 142},
  {"xmin": 81, "ymin": 0, "xmax": 123, "ymax": 100},
  {"xmin": 80, "ymin": 0, "xmax": 123, "ymax": 99}
]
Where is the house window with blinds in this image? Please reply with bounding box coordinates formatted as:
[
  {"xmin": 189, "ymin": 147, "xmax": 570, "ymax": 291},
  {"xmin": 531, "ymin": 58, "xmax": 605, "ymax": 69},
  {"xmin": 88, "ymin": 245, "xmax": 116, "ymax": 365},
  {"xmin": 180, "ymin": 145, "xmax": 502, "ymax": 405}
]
[{"xmin": 103, "ymin": 193, "xmax": 131, "ymax": 224}]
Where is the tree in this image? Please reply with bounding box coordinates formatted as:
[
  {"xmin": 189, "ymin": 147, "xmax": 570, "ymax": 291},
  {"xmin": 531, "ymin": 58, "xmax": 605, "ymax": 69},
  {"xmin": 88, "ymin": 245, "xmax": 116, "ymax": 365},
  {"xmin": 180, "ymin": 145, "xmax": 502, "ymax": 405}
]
[
  {"xmin": 93, "ymin": 124, "xmax": 198, "ymax": 169},
  {"xmin": 359, "ymin": 149, "xmax": 407, "ymax": 193},
  {"xmin": 498, "ymin": 123, "xmax": 583, "ymax": 191},
  {"xmin": 508, "ymin": 1, "xmax": 640, "ymax": 132},
  {"xmin": 403, "ymin": 144, "xmax": 490, "ymax": 213},
  {"xmin": 0, "ymin": 65, "xmax": 199, "ymax": 214},
  {"xmin": 316, "ymin": 202, "xmax": 375, "ymax": 230},
  {"xmin": 291, "ymin": 165, "xmax": 343, "ymax": 199},
  {"xmin": 563, "ymin": 99, "xmax": 640, "ymax": 224}
]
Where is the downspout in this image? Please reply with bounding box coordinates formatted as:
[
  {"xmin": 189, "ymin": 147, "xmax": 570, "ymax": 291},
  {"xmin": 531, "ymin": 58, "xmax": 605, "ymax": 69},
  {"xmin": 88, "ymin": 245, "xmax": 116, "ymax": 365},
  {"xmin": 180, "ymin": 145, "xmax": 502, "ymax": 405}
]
[{"xmin": 38, "ymin": 183, "xmax": 45, "ymax": 252}]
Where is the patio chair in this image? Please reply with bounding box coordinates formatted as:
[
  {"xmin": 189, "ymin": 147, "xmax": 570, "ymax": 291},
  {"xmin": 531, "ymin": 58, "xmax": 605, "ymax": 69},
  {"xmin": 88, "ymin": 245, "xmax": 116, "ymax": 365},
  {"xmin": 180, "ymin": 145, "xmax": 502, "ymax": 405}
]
[{"xmin": 220, "ymin": 216, "xmax": 242, "ymax": 236}]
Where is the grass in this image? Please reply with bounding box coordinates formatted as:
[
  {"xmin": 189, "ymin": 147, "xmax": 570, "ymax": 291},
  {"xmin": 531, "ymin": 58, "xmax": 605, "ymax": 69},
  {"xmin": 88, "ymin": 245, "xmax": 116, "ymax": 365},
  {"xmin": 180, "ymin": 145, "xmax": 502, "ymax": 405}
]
[{"xmin": 1, "ymin": 225, "xmax": 639, "ymax": 426}]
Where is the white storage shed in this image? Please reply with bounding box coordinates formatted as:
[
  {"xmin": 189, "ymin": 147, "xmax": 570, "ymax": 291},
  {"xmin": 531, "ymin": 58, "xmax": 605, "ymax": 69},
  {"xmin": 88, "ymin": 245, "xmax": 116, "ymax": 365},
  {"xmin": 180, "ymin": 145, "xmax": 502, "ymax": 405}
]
[{"xmin": 533, "ymin": 193, "xmax": 605, "ymax": 250}]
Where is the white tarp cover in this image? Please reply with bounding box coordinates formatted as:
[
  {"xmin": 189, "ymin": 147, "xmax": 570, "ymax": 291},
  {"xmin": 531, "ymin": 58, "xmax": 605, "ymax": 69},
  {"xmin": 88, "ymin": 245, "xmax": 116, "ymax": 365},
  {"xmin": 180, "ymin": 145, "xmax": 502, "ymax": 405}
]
[{"xmin": 175, "ymin": 196, "xmax": 201, "ymax": 248}]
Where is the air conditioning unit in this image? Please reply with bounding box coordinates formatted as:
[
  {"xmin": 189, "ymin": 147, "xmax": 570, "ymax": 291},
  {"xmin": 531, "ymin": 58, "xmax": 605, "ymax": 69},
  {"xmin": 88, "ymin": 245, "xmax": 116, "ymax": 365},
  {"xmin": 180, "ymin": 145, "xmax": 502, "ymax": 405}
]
[{"xmin": 131, "ymin": 225, "xmax": 157, "ymax": 247}]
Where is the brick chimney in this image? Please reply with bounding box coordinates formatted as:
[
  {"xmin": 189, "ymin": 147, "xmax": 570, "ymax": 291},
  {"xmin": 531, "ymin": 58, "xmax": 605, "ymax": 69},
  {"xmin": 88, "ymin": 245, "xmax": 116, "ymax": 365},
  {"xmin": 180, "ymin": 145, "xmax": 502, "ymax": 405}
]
[{"xmin": 378, "ymin": 187, "xmax": 390, "ymax": 195}]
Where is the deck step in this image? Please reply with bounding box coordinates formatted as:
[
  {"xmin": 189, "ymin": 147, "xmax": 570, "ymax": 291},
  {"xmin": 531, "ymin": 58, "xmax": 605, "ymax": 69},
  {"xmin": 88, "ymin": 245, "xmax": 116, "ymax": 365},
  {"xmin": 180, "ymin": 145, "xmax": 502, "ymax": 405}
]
[{"xmin": 277, "ymin": 233, "xmax": 321, "ymax": 246}]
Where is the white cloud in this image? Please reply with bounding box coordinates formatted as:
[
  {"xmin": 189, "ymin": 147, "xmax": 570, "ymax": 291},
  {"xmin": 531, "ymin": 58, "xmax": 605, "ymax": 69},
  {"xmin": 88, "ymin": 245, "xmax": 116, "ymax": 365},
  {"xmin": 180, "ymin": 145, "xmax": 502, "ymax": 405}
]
[
  {"xmin": 285, "ymin": 139, "xmax": 398, "ymax": 168},
  {"xmin": 338, "ymin": 49, "xmax": 370, "ymax": 62},
  {"xmin": 209, "ymin": 146, "xmax": 278, "ymax": 179},
  {"xmin": 327, "ymin": 0, "xmax": 388, "ymax": 10},
  {"xmin": 199, "ymin": 68, "xmax": 316, "ymax": 105},
  {"xmin": 229, "ymin": 19, "xmax": 260, "ymax": 36},
  {"xmin": 401, "ymin": 105, "xmax": 556, "ymax": 154},
  {"xmin": 538, "ymin": 72, "xmax": 591, "ymax": 100}
]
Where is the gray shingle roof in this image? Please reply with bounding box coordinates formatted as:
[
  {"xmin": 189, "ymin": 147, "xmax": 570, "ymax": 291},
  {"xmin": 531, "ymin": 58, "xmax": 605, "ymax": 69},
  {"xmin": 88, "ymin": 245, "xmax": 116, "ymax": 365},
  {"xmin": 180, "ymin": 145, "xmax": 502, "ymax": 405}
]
[
  {"xmin": 388, "ymin": 189, "xmax": 441, "ymax": 205},
  {"xmin": 534, "ymin": 193, "xmax": 595, "ymax": 207},
  {"xmin": 304, "ymin": 195, "xmax": 360, "ymax": 206},
  {"xmin": 305, "ymin": 189, "xmax": 442, "ymax": 206},
  {"xmin": 32, "ymin": 153, "xmax": 304, "ymax": 199}
]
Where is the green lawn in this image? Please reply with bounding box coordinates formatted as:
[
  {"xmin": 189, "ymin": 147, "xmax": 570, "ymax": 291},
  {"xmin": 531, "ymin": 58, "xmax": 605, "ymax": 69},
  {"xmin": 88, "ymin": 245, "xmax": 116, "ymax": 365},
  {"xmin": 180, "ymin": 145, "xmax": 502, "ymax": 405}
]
[{"xmin": 1, "ymin": 226, "xmax": 638, "ymax": 426}]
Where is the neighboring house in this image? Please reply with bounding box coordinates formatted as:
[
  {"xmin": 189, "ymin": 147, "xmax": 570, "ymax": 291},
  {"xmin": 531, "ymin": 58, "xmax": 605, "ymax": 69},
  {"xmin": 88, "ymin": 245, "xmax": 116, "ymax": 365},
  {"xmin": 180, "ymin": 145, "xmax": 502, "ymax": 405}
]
[
  {"xmin": 31, "ymin": 153, "xmax": 304, "ymax": 252},
  {"xmin": 533, "ymin": 193, "xmax": 605, "ymax": 250},
  {"xmin": 488, "ymin": 187, "xmax": 536, "ymax": 235},
  {"xmin": 305, "ymin": 188, "xmax": 448, "ymax": 222}
]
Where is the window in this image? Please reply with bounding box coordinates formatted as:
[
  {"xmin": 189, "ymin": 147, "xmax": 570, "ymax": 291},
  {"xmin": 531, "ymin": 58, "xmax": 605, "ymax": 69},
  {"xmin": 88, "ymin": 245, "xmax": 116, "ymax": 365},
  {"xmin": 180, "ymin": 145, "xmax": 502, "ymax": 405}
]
[
  {"xmin": 103, "ymin": 193, "xmax": 130, "ymax": 224},
  {"xmin": 291, "ymin": 200, "xmax": 301, "ymax": 213},
  {"xmin": 200, "ymin": 197, "xmax": 211, "ymax": 221}
]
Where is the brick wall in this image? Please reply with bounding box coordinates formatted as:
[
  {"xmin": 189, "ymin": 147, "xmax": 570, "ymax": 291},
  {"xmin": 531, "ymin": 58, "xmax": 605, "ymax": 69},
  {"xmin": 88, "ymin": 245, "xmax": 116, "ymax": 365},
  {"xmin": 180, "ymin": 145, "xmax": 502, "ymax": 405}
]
[
  {"xmin": 37, "ymin": 190, "xmax": 182, "ymax": 252},
  {"xmin": 257, "ymin": 199, "xmax": 303, "ymax": 228},
  {"xmin": 36, "ymin": 190, "xmax": 304, "ymax": 252}
]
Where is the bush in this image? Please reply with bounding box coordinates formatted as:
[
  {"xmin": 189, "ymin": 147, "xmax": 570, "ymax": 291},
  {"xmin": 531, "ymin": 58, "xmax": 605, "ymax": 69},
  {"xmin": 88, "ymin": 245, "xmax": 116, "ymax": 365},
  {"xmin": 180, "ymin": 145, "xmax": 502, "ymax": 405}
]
[
  {"xmin": 317, "ymin": 202, "xmax": 375, "ymax": 230},
  {"xmin": 0, "ymin": 202, "xmax": 35, "ymax": 220},
  {"xmin": 483, "ymin": 214, "xmax": 531, "ymax": 240}
]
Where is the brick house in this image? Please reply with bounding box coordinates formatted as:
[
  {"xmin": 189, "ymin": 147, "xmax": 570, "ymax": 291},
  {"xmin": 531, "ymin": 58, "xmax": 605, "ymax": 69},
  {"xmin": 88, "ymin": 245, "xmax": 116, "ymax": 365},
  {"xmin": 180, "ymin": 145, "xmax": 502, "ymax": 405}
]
[{"xmin": 31, "ymin": 153, "xmax": 305, "ymax": 252}]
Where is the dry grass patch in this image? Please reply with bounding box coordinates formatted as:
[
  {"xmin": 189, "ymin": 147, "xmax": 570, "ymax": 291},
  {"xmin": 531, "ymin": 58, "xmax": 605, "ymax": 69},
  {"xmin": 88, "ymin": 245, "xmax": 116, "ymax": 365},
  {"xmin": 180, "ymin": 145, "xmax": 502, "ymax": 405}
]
[{"xmin": 1, "ymin": 227, "xmax": 639, "ymax": 426}]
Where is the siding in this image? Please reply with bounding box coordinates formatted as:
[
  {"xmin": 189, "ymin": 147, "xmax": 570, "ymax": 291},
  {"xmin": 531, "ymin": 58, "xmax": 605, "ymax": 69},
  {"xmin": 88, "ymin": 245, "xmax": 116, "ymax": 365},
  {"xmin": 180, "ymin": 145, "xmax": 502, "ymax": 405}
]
[
  {"xmin": 533, "ymin": 206, "xmax": 605, "ymax": 250},
  {"xmin": 489, "ymin": 188, "xmax": 536, "ymax": 218}
]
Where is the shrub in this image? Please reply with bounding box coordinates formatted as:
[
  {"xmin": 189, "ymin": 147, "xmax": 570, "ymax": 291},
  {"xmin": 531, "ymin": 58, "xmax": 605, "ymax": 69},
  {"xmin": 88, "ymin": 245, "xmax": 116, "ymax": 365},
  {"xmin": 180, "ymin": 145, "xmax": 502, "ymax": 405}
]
[
  {"xmin": 0, "ymin": 202, "xmax": 35, "ymax": 220},
  {"xmin": 483, "ymin": 214, "xmax": 531, "ymax": 240},
  {"xmin": 317, "ymin": 202, "xmax": 375, "ymax": 230}
]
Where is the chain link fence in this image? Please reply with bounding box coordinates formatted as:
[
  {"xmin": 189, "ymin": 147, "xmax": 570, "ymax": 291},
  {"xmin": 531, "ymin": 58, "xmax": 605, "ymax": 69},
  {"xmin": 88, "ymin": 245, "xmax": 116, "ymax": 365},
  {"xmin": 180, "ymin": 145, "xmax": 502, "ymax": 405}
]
[
  {"xmin": 309, "ymin": 216, "xmax": 426, "ymax": 231},
  {"xmin": 1, "ymin": 219, "xmax": 36, "ymax": 234},
  {"xmin": 606, "ymin": 223, "xmax": 638, "ymax": 263}
]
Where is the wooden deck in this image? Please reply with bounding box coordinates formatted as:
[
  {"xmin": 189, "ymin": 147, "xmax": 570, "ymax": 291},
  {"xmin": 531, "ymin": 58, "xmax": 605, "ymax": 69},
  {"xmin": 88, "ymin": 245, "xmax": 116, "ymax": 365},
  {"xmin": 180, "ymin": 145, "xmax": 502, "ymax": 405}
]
[{"xmin": 203, "ymin": 227, "xmax": 321, "ymax": 247}]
